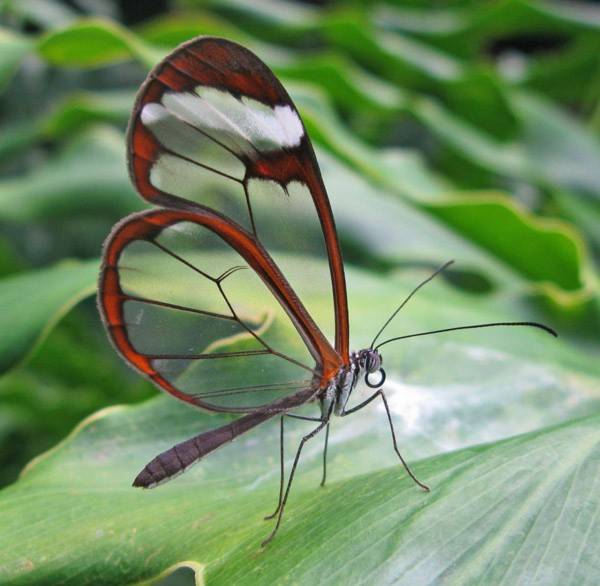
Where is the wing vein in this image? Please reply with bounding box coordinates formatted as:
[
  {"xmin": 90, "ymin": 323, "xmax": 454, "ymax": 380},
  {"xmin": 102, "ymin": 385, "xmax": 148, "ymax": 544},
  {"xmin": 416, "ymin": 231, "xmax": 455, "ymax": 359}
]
[
  {"xmin": 122, "ymin": 295, "xmax": 235, "ymax": 321},
  {"xmin": 146, "ymin": 349, "xmax": 271, "ymax": 360},
  {"xmin": 197, "ymin": 379, "xmax": 312, "ymax": 394},
  {"xmin": 243, "ymin": 181, "xmax": 258, "ymax": 237},
  {"xmin": 150, "ymin": 240, "xmax": 216, "ymax": 282},
  {"xmin": 194, "ymin": 383, "xmax": 310, "ymax": 399},
  {"xmin": 133, "ymin": 142, "xmax": 242, "ymax": 184}
]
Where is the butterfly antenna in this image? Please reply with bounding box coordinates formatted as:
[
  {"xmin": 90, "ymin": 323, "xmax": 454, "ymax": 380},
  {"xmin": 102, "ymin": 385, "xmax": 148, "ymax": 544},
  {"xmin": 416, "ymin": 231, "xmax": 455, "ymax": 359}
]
[
  {"xmin": 375, "ymin": 321, "xmax": 557, "ymax": 350},
  {"xmin": 370, "ymin": 260, "xmax": 454, "ymax": 349}
]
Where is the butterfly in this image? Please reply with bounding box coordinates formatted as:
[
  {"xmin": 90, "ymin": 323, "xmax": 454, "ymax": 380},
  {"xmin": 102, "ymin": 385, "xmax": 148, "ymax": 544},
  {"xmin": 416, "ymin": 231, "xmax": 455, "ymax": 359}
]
[{"xmin": 97, "ymin": 37, "xmax": 555, "ymax": 545}]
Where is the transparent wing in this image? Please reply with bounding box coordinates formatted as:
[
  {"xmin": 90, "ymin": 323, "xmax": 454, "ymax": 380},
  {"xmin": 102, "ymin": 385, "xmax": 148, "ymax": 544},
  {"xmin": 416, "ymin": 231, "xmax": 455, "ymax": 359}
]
[
  {"xmin": 99, "ymin": 208, "xmax": 341, "ymax": 413},
  {"xmin": 128, "ymin": 36, "xmax": 349, "ymax": 360}
]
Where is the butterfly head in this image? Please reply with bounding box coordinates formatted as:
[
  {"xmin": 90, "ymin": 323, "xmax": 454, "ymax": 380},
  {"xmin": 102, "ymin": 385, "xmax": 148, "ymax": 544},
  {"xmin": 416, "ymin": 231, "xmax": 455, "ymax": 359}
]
[{"xmin": 356, "ymin": 348, "xmax": 385, "ymax": 388}]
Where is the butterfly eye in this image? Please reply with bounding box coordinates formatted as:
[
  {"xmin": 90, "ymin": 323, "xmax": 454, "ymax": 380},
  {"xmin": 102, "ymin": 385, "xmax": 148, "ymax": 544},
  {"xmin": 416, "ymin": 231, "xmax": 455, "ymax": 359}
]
[
  {"xmin": 365, "ymin": 367, "xmax": 386, "ymax": 389},
  {"xmin": 364, "ymin": 350, "xmax": 382, "ymax": 373}
]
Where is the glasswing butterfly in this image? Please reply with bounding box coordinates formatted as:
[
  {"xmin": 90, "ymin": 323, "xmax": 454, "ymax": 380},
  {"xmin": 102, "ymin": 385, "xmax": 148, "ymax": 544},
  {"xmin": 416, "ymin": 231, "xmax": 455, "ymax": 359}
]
[{"xmin": 98, "ymin": 37, "xmax": 555, "ymax": 545}]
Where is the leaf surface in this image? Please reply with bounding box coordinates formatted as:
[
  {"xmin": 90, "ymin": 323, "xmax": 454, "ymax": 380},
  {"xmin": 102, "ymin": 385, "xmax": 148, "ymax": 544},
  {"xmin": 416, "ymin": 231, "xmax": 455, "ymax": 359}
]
[{"xmin": 1, "ymin": 262, "xmax": 598, "ymax": 585}]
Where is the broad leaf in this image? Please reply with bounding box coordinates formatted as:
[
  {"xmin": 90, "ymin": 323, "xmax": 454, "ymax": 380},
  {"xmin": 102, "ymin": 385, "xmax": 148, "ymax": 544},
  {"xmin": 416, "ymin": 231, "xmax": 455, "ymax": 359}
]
[
  {"xmin": 0, "ymin": 28, "xmax": 33, "ymax": 92},
  {"xmin": 1, "ymin": 262, "xmax": 598, "ymax": 585},
  {"xmin": 0, "ymin": 91, "xmax": 132, "ymax": 163},
  {"xmin": 297, "ymin": 91, "xmax": 593, "ymax": 309},
  {"xmin": 0, "ymin": 127, "xmax": 140, "ymax": 223},
  {"xmin": 0, "ymin": 311, "xmax": 153, "ymax": 487},
  {"xmin": 37, "ymin": 18, "xmax": 161, "ymax": 69},
  {"xmin": 0, "ymin": 259, "xmax": 98, "ymax": 373}
]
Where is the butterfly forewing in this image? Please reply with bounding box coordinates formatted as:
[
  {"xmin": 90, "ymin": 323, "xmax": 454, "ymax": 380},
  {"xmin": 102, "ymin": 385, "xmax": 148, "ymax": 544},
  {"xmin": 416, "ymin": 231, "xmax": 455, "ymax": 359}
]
[{"xmin": 128, "ymin": 37, "xmax": 349, "ymax": 360}]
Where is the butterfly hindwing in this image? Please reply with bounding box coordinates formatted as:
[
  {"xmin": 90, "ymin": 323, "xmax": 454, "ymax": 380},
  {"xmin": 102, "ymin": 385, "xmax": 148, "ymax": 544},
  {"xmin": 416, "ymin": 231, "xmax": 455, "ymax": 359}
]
[{"xmin": 99, "ymin": 207, "xmax": 341, "ymax": 412}]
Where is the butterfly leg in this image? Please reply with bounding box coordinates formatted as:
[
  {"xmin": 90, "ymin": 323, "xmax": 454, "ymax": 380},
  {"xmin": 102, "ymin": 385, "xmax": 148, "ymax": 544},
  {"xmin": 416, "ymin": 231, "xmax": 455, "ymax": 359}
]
[
  {"xmin": 261, "ymin": 407, "xmax": 333, "ymax": 547},
  {"xmin": 264, "ymin": 411, "xmax": 328, "ymax": 521},
  {"xmin": 264, "ymin": 416, "xmax": 285, "ymax": 520},
  {"xmin": 286, "ymin": 412, "xmax": 328, "ymax": 489},
  {"xmin": 341, "ymin": 390, "xmax": 429, "ymax": 492},
  {"xmin": 320, "ymin": 423, "xmax": 330, "ymax": 487}
]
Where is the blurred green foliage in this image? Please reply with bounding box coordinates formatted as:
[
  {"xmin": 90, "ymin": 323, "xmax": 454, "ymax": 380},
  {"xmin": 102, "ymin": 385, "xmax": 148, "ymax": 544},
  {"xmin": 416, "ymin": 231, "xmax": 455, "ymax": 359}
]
[{"xmin": 0, "ymin": 0, "xmax": 599, "ymax": 584}]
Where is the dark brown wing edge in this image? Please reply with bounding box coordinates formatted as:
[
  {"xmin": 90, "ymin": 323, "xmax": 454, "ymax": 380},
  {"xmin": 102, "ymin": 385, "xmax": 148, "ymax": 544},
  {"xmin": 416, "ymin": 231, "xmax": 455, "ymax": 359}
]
[
  {"xmin": 98, "ymin": 206, "xmax": 343, "ymax": 412},
  {"xmin": 134, "ymin": 387, "xmax": 316, "ymax": 488},
  {"xmin": 126, "ymin": 36, "xmax": 350, "ymax": 362}
]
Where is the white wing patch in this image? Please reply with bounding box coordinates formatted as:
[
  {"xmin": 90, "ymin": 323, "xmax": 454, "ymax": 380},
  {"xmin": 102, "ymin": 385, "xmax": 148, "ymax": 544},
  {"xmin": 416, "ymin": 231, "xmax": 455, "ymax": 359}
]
[
  {"xmin": 141, "ymin": 87, "xmax": 304, "ymax": 164},
  {"xmin": 274, "ymin": 105, "xmax": 304, "ymax": 147}
]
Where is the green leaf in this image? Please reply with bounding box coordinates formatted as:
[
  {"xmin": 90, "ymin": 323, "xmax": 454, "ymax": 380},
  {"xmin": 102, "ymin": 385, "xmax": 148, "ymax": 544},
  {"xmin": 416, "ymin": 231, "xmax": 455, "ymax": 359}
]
[
  {"xmin": 442, "ymin": 67, "xmax": 519, "ymax": 141},
  {"xmin": 40, "ymin": 91, "xmax": 133, "ymax": 138},
  {"xmin": 373, "ymin": 4, "xmax": 469, "ymax": 40},
  {"xmin": 0, "ymin": 126, "xmax": 140, "ymax": 222},
  {"xmin": 0, "ymin": 91, "xmax": 133, "ymax": 162},
  {"xmin": 416, "ymin": 88, "xmax": 600, "ymax": 254},
  {"xmin": 6, "ymin": 407, "xmax": 600, "ymax": 585},
  {"xmin": 37, "ymin": 18, "xmax": 162, "ymax": 69},
  {"xmin": 198, "ymin": 0, "xmax": 319, "ymax": 41},
  {"xmin": 0, "ymin": 121, "xmax": 43, "ymax": 163},
  {"xmin": 525, "ymin": 0, "xmax": 600, "ymax": 31},
  {"xmin": 0, "ymin": 236, "xmax": 23, "ymax": 277},
  {"xmin": 0, "ymin": 28, "xmax": 33, "ymax": 92},
  {"xmin": 379, "ymin": 0, "xmax": 600, "ymax": 57},
  {"xmin": 136, "ymin": 11, "xmax": 251, "ymax": 47},
  {"xmin": 0, "ymin": 262, "xmax": 598, "ymax": 585},
  {"xmin": 2, "ymin": 0, "xmax": 80, "ymax": 29},
  {"xmin": 409, "ymin": 89, "xmax": 600, "ymax": 198},
  {"xmin": 215, "ymin": 416, "xmax": 600, "ymax": 585},
  {"xmin": 511, "ymin": 91, "xmax": 600, "ymax": 196},
  {"xmin": 0, "ymin": 310, "xmax": 153, "ymax": 487},
  {"xmin": 410, "ymin": 95, "xmax": 531, "ymax": 179},
  {"xmin": 424, "ymin": 196, "xmax": 585, "ymax": 294},
  {"xmin": 315, "ymin": 149, "xmax": 520, "ymax": 290},
  {"xmin": 323, "ymin": 10, "xmax": 464, "ymax": 86},
  {"xmin": 553, "ymin": 189, "xmax": 600, "ymax": 252},
  {"xmin": 0, "ymin": 259, "xmax": 98, "ymax": 373},
  {"xmin": 522, "ymin": 35, "xmax": 600, "ymax": 106},
  {"xmin": 275, "ymin": 51, "xmax": 404, "ymax": 120},
  {"xmin": 295, "ymin": 88, "xmax": 593, "ymax": 309}
]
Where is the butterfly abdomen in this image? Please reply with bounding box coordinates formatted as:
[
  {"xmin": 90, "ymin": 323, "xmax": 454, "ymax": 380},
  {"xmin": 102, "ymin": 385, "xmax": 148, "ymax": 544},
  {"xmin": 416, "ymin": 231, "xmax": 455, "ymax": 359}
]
[{"xmin": 133, "ymin": 409, "xmax": 276, "ymax": 488}]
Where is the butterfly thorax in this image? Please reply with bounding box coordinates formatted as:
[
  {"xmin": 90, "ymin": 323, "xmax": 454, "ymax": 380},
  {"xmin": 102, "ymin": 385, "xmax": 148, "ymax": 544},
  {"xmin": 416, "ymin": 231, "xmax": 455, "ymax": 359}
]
[{"xmin": 321, "ymin": 348, "xmax": 383, "ymax": 417}]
